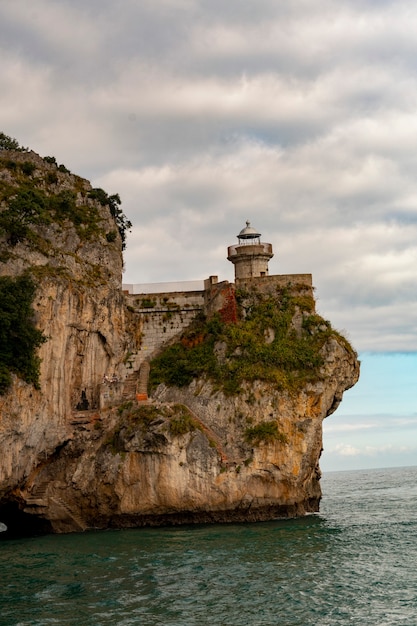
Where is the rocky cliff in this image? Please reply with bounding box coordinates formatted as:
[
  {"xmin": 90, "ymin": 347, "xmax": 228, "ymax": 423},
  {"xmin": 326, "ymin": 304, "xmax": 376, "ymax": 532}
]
[{"xmin": 0, "ymin": 145, "xmax": 359, "ymax": 535}]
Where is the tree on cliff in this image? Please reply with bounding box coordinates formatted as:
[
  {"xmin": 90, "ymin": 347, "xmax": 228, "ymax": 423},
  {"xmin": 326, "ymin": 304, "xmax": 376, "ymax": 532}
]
[
  {"xmin": 0, "ymin": 132, "xmax": 25, "ymax": 151},
  {"xmin": 88, "ymin": 188, "xmax": 132, "ymax": 250},
  {"xmin": 0, "ymin": 188, "xmax": 50, "ymax": 246}
]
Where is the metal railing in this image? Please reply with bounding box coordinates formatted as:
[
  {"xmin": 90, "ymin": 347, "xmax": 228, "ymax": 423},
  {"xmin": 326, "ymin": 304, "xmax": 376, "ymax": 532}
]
[{"xmin": 227, "ymin": 242, "xmax": 273, "ymax": 256}]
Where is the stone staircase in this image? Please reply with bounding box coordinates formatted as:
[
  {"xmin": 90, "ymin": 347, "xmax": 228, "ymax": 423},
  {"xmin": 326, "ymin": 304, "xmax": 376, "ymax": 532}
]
[
  {"xmin": 70, "ymin": 409, "xmax": 101, "ymax": 430},
  {"xmin": 137, "ymin": 361, "xmax": 150, "ymax": 400},
  {"xmin": 50, "ymin": 496, "xmax": 87, "ymax": 532},
  {"xmin": 118, "ymin": 361, "xmax": 151, "ymax": 402},
  {"xmin": 121, "ymin": 372, "xmax": 138, "ymax": 401},
  {"xmin": 23, "ymin": 480, "xmax": 87, "ymax": 532},
  {"xmin": 24, "ymin": 480, "xmax": 49, "ymax": 507}
]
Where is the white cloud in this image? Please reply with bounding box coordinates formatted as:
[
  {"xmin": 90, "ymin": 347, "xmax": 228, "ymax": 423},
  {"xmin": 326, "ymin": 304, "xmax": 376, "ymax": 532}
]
[
  {"xmin": 325, "ymin": 423, "xmax": 377, "ymax": 433},
  {"xmin": 332, "ymin": 443, "xmax": 361, "ymax": 457},
  {"xmin": 329, "ymin": 441, "xmax": 416, "ymax": 458},
  {"xmin": 322, "ymin": 441, "xmax": 417, "ymax": 471}
]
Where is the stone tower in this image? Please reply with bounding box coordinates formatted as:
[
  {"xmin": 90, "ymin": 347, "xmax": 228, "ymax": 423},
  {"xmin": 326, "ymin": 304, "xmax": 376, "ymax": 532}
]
[{"xmin": 227, "ymin": 220, "xmax": 274, "ymax": 280}]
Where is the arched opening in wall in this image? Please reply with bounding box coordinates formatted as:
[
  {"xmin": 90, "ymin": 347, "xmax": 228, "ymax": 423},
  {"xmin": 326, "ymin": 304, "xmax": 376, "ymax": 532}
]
[{"xmin": 0, "ymin": 500, "xmax": 53, "ymax": 540}]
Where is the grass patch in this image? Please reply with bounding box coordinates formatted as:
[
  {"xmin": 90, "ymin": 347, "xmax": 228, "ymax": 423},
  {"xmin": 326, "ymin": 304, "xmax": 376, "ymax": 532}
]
[
  {"xmin": 102, "ymin": 404, "xmax": 163, "ymax": 454},
  {"xmin": 102, "ymin": 402, "xmax": 200, "ymax": 454},
  {"xmin": 169, "ymin": 407, "xmax": 201, "ymax": 436},
  {"xmin": 244, "ymin": 421, "xmax": 288, "ymax": 446},
  {"xmin": 140, "ymin": 298, "xmax": 156, "ymax": 308}
]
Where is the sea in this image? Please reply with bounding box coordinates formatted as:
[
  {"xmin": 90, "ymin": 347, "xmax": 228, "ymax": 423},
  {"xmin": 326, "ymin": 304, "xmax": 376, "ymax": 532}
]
[{"xmin": 1, "ymin": 465, "xmax": 416, "ymax": 626}]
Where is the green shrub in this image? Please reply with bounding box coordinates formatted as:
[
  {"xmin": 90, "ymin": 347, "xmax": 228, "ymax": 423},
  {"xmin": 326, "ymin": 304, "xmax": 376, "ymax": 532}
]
[
  {"xmin": 150, "ymin": 335, "xmax": 220, "ymax": 389},
  {"xmin": 0, "ymin": 141, "xmax": 128, "ymax": 251},
  {"xmin": 132, "ymin": 404, "xmax": 162, "ymax": 425},
  {"xmin": 0, "ymin": 183, "xmax": 103, "ymax": 247},
  {"xmin": 49, "ymin": 189, "xmax": 102, "ymax": 240},
  {"xmin": 4, "ymin": 160, "xmax": 17, "ymax": 171},
  {"xmin": 0, "ymin": 274, "xmax": 46, "ymax": 394},
  {"xmin": 150, "ymin": 297, "xmax": 323, "ymax": 394},
  {"xmin": 88, "ymin": 188, "xmax": 131, "ymax": 250},
  {"xmin": 141, "ymin": 298, "xmax": 156, "ymax": 308},
  {"xmin": 292, "ymin": 295, "xmax": 315, "ymax": 312},
  {"xmin": 106, "ymin": 230, "xmax": 117, "ymax": 243},
  {"xmin": 103, "ymin": 403, "xmax": 193, "ymax": 454},
  {"xmin": 245, "ymin": 421, "xmax": 287, "ymax": 446},
  {"xmin": 43, "ymin": 156, "xmax": 57, "ymax": 165},
  {"xmin": 302, "ymin": 315, "xmax": 331, "ymax": 334},
  {"xmin": 20, "ymin": 161, "xmax": 36, "ymax": 176},
  {"xmin": 46, "ymin": 171, "xmax": 58, "ymax": 185},
  {"xmin": 117, "ymin": 400, "xmax": 133, "ymax": 415},
  {"xmin": 0, "ymin": 187, "xmax": 50, "ymax": 245},
  {"xmin": 0, "ymin": 364, "xmax": 12, "ymax": 394}
]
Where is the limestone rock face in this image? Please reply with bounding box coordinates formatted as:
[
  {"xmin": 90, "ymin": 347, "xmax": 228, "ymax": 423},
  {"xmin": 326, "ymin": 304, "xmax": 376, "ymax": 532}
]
[
  {"xmin": 0, "ymin": 280, "xmax": 134, "ymax": 495},
  {"xmin": 0, "ymin": 150, "xmax": 139, "ymax": 502},
  {"xmin": 0, "ymin": 149, "xmax": 359, "ymax": 534},
  {"xmin": 11, "ymin": 324, "xmax": 358, "ymax": 534}
]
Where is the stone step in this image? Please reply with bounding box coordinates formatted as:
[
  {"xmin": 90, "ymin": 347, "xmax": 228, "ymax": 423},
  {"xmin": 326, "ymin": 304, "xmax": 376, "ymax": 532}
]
[
  {"xmin": 121, "ymin": 381, "xmax": 137, "ymax": 400},
  {"xmin": 24, "ymin": 498, "xmax": 47, "ymax": 507},
  {"xmin": 51, "ymin": 496, "xmax": 87, "ymax": 532},
  {"xmin": 70, "ymin": 410, "xmax": 101, "ymax": 427},
  {"xmin": 29, "ymin": 479, "xmax": 49, "ymax": 497},
  {"xmin": 122, "ymin": 380, "xmax": 137, "ymax": 390},
  {"xmin": 70, "ymin": 417, "xmax": 95, "ymax": 425},
  {"xmin": 138, "ymin": 361, "xmax": 150, "ymax": 395}
]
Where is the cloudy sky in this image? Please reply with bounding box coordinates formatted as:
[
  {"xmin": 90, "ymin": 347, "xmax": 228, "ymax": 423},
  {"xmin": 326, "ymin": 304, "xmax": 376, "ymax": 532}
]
[{"xmin": 1, "ymin": 0, "xmax": 416, "ymax": 471}]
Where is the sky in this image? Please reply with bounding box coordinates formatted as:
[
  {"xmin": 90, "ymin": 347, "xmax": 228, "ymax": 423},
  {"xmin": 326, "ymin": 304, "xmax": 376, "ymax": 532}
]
[{"xmin": 1, "ymin": 0, "xmax": 416, "ymax": 471}]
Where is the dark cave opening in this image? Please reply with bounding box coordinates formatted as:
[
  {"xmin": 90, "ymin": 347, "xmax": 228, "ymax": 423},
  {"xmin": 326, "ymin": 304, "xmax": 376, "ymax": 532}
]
[{"xmin": 0, "ymin": 501, "xmax": 52, "ymax": 540}]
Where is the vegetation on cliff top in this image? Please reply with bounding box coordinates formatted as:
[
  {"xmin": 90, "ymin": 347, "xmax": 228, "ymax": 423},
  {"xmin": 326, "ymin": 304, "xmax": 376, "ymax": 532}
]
[
  {"xmin": 150, "ymin": 286, "xmax": 353, "ymax": 394},
  {"xmin": 0, "ymin": 132, "xmax": 131, "ymax": 253},
  {"xmin": 0, "ymin": 132, "xmax": 133, "ymax": 393},
  {"xmin": 0, "ymin": 274, "xmax": 46, "ymax": 394},
  {"xmin": 0, "ymin": 132, "xmax": 26, "ymax": 152}
]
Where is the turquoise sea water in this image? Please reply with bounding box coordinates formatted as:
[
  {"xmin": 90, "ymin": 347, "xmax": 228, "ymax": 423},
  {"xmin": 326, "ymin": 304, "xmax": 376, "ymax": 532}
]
[{"xmin": 1, "ymin": 466, "xmax": 417, "ymax": 625}]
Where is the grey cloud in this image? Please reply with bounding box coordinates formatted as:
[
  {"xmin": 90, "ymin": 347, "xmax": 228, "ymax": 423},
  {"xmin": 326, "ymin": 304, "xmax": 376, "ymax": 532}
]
[{"xmin": 2, "ymin": 0, "xmax": 417, "ymax": 353}]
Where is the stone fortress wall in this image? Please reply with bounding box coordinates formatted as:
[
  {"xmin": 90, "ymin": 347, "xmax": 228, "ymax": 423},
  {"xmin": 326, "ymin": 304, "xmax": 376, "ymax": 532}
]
[
  {"xmin": 121, "ymin": 274, "xmax": 311, "ymax": 372},
  {"xmin": 100, "ymin": 272, "xmax": 313, "ymax": 409},
  {"xmin": 100, "ymin": 286, "xmax": 206, "ymax": 408},
  {"xmin": 124, "ymin": 287, "xmax": 206, "ymax": 368}
]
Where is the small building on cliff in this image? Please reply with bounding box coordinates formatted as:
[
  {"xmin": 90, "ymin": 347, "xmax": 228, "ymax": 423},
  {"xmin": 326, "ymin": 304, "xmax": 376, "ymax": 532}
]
[{"xmin": 107, "ymin": 222, "xmax": 313, "ymax": 408}]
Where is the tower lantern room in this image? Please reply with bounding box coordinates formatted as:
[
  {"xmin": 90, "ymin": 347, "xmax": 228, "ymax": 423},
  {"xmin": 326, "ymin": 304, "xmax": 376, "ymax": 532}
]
[{"xmin": 227, "ymin": 220, "xmax": 274, "ymax": 281}]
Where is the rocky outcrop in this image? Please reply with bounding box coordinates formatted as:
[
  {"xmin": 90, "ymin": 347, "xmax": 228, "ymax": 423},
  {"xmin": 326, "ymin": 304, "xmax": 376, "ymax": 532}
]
[
  {"xmin": 0, "ymin": 148, "xmax": 359, "ymax": 535},
  {"xmin": 17, "ymin": 331, "xmax": 357, "ymax": 533}
]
